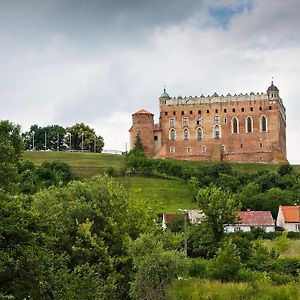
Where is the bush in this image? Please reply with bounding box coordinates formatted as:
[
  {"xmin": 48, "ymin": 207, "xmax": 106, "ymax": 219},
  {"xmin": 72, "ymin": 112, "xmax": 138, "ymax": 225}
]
[{"xmin": 186, "ymin": 258, "xmax": 208, "ymax": 278}]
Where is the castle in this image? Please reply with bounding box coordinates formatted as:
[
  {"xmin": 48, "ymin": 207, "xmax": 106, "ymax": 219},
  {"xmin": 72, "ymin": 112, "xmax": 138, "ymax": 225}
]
[{"xmin": 129, "ymin": 82, "xmax": 287, "ymax": 163}]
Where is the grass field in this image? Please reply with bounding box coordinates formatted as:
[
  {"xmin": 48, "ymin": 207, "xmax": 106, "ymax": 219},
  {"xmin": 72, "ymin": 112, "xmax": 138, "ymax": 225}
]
[
  {"xmin": 117, "ymin": 176, "xmax": 198, "ymax": 214},
  {"xmin": 23, "ymin": 151, "xmax": 300, "ymax": 179},
  {"xmin": 23, "ymin": 151, "xmax": 125, "ymax": 177}
]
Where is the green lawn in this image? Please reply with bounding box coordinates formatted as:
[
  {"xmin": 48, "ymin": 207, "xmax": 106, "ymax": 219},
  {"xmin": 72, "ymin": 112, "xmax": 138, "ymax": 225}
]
[
  {"xmin": 117, "ymin": 176, "xmax": 198, "ymax": 214},
  {"xmin": 23, "ymin": 151, "xmax": 125, "ymax": 177}
]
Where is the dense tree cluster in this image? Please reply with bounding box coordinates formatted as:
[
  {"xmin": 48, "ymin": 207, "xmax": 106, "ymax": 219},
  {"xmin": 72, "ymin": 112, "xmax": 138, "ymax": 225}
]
[{"xmin": 22, "ymin": 123, "xmax": 104, "ymax": 152}]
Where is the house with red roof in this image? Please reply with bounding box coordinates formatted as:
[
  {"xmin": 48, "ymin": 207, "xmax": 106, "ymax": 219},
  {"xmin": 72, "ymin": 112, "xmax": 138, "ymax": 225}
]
[
  {"xmin": 224, "ymin": 210, "xmax": 275, "ymax": 233},
  {"xmin": 276, "ymin": 205, "xmax": 300, "ymax": 232}
]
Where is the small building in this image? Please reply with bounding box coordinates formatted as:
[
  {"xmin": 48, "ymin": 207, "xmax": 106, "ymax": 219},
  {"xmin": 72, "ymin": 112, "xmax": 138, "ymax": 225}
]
[
  {"xmin": 276, "ymin": 205, "xmax": 300, "ymax": 232},
  {"xmin": 162, "ymin": 210, "xmax": 204, "ymax": 230},
  {"xmin": 224, "ymin": 210, "xmax": 275, "ymax": 233}
]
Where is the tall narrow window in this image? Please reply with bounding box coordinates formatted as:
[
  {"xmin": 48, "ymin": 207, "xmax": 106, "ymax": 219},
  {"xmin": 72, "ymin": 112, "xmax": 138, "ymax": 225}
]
[
  {"xmin": 170, "ymin": 146, "xmax": 175, "ymax": 153},
  {"xmin": 246, "ymin": 117, "xmax": 253, "ymax": 133},
  {"xmin": 214, "ymin": 125, "xmax": 221, "ymax": 139},
  {"xmin": 183, "ymin": 128, "xmax": 189, "ymax": 140},
  {"xmin": 196, "ymin": 128, "xmax": 203, "ymax": 140},
  {"xmin": 169, "ymin": 118, "xmax": 175, "ymax": 127},
  {"xmin": 169, "ymin": 129, "xmax": 176, "ymax": 140},
  {"xmin": 231, "ymin": 117, "xmax": 239, "ymax": 134},
  {"xmin": 261, "ymin": 116, "xmax": 267, "ymax": 132}
]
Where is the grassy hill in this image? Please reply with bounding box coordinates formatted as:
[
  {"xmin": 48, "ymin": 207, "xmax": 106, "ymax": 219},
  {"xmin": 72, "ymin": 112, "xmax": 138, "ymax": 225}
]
[{"xmin": 23, "ymin": 151, "xmax": 125, "ymax": 177}]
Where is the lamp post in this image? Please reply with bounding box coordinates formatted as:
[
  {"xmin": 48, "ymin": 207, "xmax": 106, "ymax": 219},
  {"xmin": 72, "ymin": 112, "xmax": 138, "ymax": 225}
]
[
  {"xmin": 68, "ymin": 133, "xmax": 72, "ymax": 151},
  {"xmin": 44, "ymin": 132, "xmax": 47, "ymax": 150},
  {"xmin": 81, "ymin": 133, "xmax": 84, "ymax": 152},
  {"xmin": 32, "ymin": 131, "xmax": 35, "ymax": 150},
  {"xmin": 178, "ymin": 208, "xmax": 188, "ymax": 257},
  {"xmin": 57, "ymin": 132, "xmax": 59, "ymax": 151}
]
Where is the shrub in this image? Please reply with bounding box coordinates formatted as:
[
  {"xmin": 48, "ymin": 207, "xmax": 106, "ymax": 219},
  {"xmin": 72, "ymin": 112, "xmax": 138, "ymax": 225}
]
[{"xmin": 186, "ymin": 258, "xmax": 208, "ymax": 278}]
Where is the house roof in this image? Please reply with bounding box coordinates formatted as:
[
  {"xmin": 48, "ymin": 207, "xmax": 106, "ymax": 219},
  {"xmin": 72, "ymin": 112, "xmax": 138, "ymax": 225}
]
[
  {"xmin": 132, "ymin": 109, "xmax": 153, "ymax": 116},
  {"xmin": 280, "ymin": 205, "xmax": 300, "ymax": 223},
  {"xmin": 238, "ymin": 211, "xmax": 274, "ymax": 226},
  {"xmin": 163, "ymin": 213, "xmax": 185, "ymax": 224}
]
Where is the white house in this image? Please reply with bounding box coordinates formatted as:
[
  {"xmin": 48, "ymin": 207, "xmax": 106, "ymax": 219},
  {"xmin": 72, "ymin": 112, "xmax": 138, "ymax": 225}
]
[
  {"xmin": 276, "ymin": 205, "xmax": 300, "ymax": 232},
  {"xmin": 224, "ymin": 210, "xmax": 275, "ymax": 233}
]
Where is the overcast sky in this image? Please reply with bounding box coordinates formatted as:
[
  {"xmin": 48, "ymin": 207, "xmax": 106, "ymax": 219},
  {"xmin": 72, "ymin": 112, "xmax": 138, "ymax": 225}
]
[{"xmin": 1, "ymin": 0, "xmax": 300, "ymax": 163}]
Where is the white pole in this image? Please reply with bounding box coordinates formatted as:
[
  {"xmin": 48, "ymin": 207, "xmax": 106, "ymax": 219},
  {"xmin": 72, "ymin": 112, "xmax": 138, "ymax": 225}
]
[
  {"xmin": 32, "ymin": 131, "xmax": 35, "ymax": 150},
  {"xmin": 57, "ymin": 132, "xmax": 59, "ymax": 151},
  {"xmin": 44, "ymin": 132, "xmax": 47, "ymax": 150},
  {"xmin": 81, "ymin": 133, "xmax": 84, "ymax": 152}
]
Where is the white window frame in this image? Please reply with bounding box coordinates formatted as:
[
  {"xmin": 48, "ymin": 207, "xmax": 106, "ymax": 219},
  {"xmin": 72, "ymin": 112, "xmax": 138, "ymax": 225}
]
[
  {"xmin": 196, "ymin": 116, "xmax": 202, "ymax": 125},
  {"xmin": 182, "ymin": 117, "xmax": 189, "ymax": 126},
  {"xmin": 214, "ymin": 115, "xmax": 220, "ymax": 125},
  {"xmin": 169, "ymin": 128, "xmax": 176, "ymax": 140},
  {"xmin": 196, "ymin": 127, "xmax": 203, "ymax": 140},
  {"xmin": 213, "ymin": 124, "xmax": 221, "ymax": 139},
  {"xmin": 231, "ymin": 117, "xmax": 239, "ymax": 134},
  {"xmin": 183, "ymin": 128, "xmax": 189, "ymax": 140},
  {"xmin": 202, "ymin": 146, "xmax": 206, "ymax": 153},
  {"xmin": 169, "ymin": 118, "xmax": 175, "ymax": 127},
  {"xmin": 246, "ymin": 116, "xmax": 253, "ymax": 133},
  {"xmin": 170, "ymin": 146, "xmax": 175, "ymax": 153},
  {"xmin": 186, "ymin": 147, "xmax": 191, "ymax": 154},
  {"xmin": 260, "ymin": 115, "xmax": 268, "ymax": 132}
]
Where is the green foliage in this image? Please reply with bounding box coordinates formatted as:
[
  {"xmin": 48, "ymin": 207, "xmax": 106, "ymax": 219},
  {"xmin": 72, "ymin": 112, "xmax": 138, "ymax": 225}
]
[
  {"xmin": 133, "ymin": 132, "xmax": 144, "ymax": 152},
  {"xmin": 23, "ymin": 124, "xmax": 66, "ymax": 151},
  {"xmin": 166, "ymin": 279, "xmax": 300, "ymax": 300},
  {"xmin": 0, "ymin": 120, "xmax": 23, "ymax": 192},
  {"xmin": 197, "ymin": 186, "xmax": 240, "ymax": 241},
  {"xmin": 130, "ymin": 234, "xmax": 186, "ymax": 300},
  {"xmin": 66, "ymin": 123, "xmax": 104, "ymax": 152},
  {"xmin": 208, "ymin": 240, "xmax": 242, "ymax": 282},
  {"xmin": 30, "ymin": 175, "xmax": 155, "ymax": 299},
  {"xmin": 278, "ymin": 164, "xmax": 293, "ymax": 176},
  {"xmin": 273, "ymin": 232, "xmax": 292, "ymax": 254}
]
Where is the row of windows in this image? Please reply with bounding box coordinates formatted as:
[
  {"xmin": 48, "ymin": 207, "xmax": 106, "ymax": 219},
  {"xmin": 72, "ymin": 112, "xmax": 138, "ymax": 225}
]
[
  {"xmin": 170, "ymin": 143, "xmax": 265, "ymax": 154},
  {"xmin": 169, "ymin": 115, "xmax": 267, "ymax": 128},
  {"xmin": 169, "ymin": 116, "xmax": 268, "ymax": 140},
  {"xmin": 164, "ymin": 106, "xmax": 272, "ymax": 116},
  {"xmin": 169, "ymin": 126, "xmax": 220, "ymax": 140}
]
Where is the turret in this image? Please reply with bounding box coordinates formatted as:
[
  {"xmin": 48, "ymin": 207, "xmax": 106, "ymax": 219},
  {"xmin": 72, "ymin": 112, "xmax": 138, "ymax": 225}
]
[
  {"xmin": 267, "ymin": 81, "xmax": 279, "ymax": 100},
  {"xmin": 159, "ymin": 87, "xmax": 170, "ymax": 105}
]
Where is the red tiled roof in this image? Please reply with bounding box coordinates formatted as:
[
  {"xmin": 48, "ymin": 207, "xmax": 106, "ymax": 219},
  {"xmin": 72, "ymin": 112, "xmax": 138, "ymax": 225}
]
[
  {"xmin": 280, "ymin": 205, "xmax": 300, "ymax": 223},
  {"xmin": 163, "ymin": 213, "xmax": 185, "ymax": 224},
  {"xmin": 238, "ymin": 211, "xmax": 274, "ymax": 226},
  {"xmin": 132, "ymin": 109, "xmax": 153, "ymax": 116}
]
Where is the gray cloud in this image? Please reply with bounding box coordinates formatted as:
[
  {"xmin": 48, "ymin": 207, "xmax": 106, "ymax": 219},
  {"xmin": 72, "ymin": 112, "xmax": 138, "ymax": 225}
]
[{"xmin": 0, "ymin": 0, "xmax": 300, "ymax": 162}]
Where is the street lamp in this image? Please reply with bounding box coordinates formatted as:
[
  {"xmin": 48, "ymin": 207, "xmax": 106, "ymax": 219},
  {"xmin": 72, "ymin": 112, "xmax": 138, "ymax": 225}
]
[
  {"xmin": 178, "ymin": 208, "xmax": 188, "ymax": 257},
  {"xmin": 68, "ymin": 132, "xmax": 72, "ymax": 151},
  {"xmin": 32, "ymin": 131, "xmax": 35, "ymax": 150}
]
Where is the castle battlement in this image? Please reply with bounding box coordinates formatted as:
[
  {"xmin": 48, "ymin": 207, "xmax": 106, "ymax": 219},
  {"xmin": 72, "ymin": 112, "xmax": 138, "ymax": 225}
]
[
  {"xmin": 130, "ymin": 82, "xmax": 287, "ymax": 163},
  {"xmin": 161, "ymin": 92, "xmax": 274, "ymax": 106}
]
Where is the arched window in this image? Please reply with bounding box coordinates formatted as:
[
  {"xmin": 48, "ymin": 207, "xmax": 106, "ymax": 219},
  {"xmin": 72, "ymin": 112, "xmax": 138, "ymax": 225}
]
[
  {"xmin": 231, "ymin": 117, "xmax": 239, "ymax": 134},
  {"xmin": 196, "ymin": 127, "xmax": 203, "ymax": 140},
  {"xmin": 169, "ymin": 129, "xmax": 176, "ymax": 140},
  {"xmin": 213, "ymin": 125, "xmax": 221, "ymax": 139},
  {"xmin": 246, "ymin": 117, "xmax": 253, "ymax": 133},
  {"xmin": 261, "ymin": 116, "xmax": 267, "ymax": 132},
  {"xmin": 183, "ymin": 128, "xmax": 189, "ymax": 140}
]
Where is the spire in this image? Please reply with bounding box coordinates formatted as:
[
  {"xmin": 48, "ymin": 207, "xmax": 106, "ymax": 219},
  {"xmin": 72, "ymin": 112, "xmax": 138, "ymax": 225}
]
[{"xmin": 160, "ymin": 85, "xmax": 169, "ymax": 97}]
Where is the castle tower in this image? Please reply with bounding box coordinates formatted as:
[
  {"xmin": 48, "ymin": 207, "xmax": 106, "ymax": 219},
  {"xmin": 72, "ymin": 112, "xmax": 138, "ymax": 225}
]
[{"xmin": 129, "ymin": 109, "xmax": 155, "ymax": 156}]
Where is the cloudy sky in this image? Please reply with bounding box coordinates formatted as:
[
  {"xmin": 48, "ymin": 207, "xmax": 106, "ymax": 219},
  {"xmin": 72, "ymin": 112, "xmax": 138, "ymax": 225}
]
[{"xmin": 1, "ymin": 0, "xmax": 300, "ymax": 162}]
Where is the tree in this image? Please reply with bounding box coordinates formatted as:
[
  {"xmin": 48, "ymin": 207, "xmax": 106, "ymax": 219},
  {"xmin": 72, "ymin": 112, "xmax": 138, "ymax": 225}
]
[
  {"xmin": 197, "ymin": 186, "xmax": 240, "ymax": 242},
  {"xmin": 278, "ymin": 164, "xmax": 293, "ymax": 176},
  {"xmin": 0, "ymin": 120, "xmax": 23, "ymax": 192},
  {"xmin": 66, "ymin": 123, "xmax": 104, "ymax": 152},
  {"xmin": 31, "ymin": 175, "xmax": 155, "ymax": 299},
  {"xmin": 133, "ymin": 132, "xmax": 144, "ymax": 152},
  {"xmin": 130, "ymin": 234, "xmax": 185, "ymax": 300},
  {"xmin": 208, "ymin": 239, "xmax": 242, "ymax": 282},
  {"xmin": 23, "ymin": 124, "xmax": 67, "ymax": 151}
]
